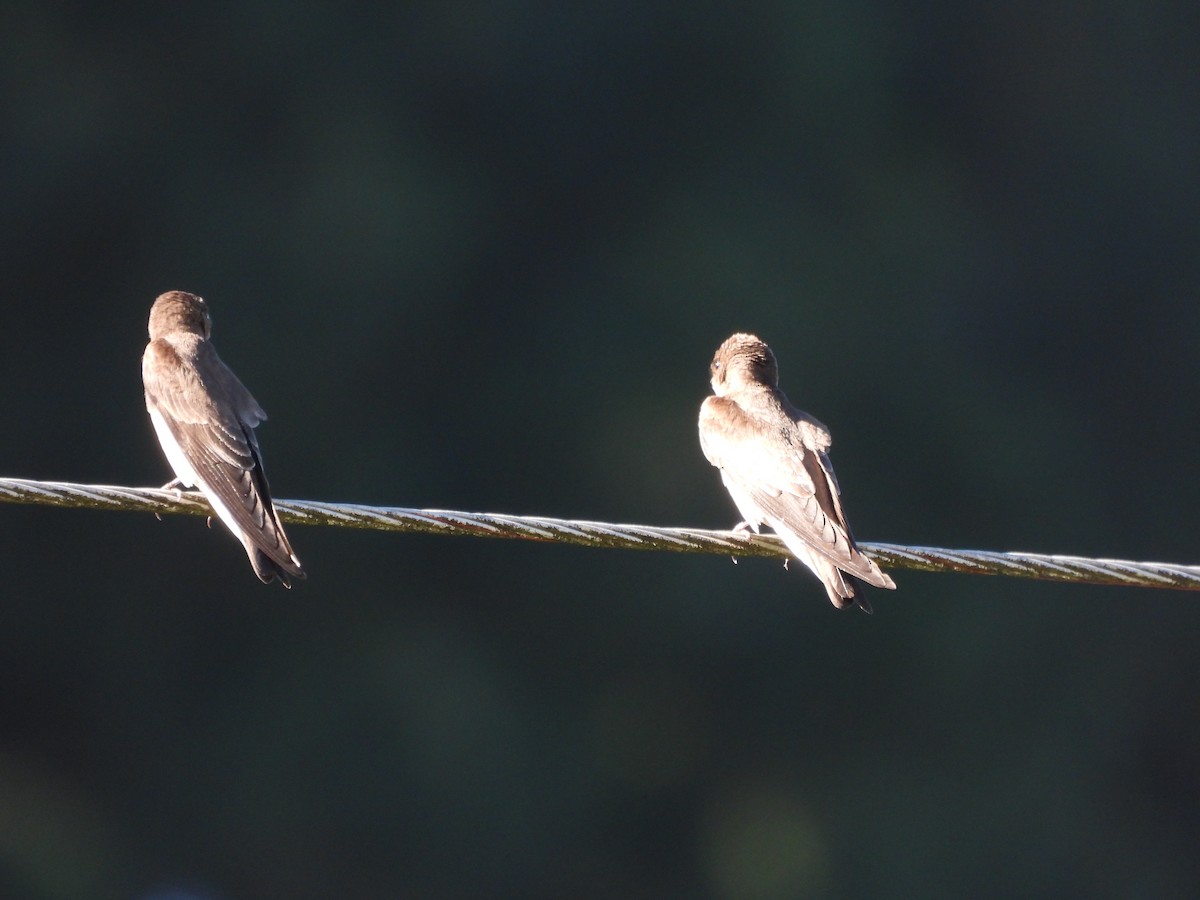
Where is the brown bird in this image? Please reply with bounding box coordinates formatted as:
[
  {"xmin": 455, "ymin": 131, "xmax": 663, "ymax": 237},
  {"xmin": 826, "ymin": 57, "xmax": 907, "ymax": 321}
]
[
  {"xmin": 698, "ymin": 333, "xmax": 894, "ymax": 611},
  {"xmin": 142, "ymin": 291, "xmax": 305, "ymax": 586}
]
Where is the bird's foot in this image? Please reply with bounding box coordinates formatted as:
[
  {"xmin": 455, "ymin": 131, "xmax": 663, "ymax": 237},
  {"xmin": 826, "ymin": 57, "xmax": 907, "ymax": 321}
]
[
  {"xmin": 729, "ymin": 521, "xmax": 757, "ymax": 564},
  {"xmin": 154, "ymin": 479, "xmax": 187, "ymax": 519},
  {"xmin": 159, "ymin": 479, "xmax": 186, "ymax": 505}
]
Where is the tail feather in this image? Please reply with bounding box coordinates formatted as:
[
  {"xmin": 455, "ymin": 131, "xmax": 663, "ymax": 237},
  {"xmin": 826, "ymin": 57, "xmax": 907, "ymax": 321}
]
[
  {"xmin": 780, "ymin": 531, "xmax": 878, "ymax": 613},
  {"xmin": 246, "ymin": 543, "xmax": 305, "ymax": 588}
]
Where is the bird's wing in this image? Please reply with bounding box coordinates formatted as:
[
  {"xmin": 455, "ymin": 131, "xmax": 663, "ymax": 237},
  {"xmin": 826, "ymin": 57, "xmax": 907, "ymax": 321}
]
[
  {"xmin": 142, "ymin": 340, "xmax": 301, "ymax": 578},
  {"xmin": 699, "ymin": 395, "xmax": 891, "ymax": 587},
  {"xmin": 700, "ymin": 395, "xmax": 817, "ymax": 491}
]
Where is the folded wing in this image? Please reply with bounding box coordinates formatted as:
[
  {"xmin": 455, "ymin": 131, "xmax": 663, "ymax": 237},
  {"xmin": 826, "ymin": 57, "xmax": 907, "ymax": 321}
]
[
  {"xmin": 699, "ymin": 395, "xmax": 892, "ymax": 590},
  {"xmin": 143, "ymin": 340, "xmax": 304, "ymax": 583}
]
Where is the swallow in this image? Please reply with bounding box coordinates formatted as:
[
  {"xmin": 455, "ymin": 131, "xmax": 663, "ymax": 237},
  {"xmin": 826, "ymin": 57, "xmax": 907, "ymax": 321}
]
[
  {"xmin": 698, "ymin": 333, "xmax": 894, "ymax": 611},
  {"xmin": 142, "ymin": 291, "xmax": 305, "ymax": 586}
]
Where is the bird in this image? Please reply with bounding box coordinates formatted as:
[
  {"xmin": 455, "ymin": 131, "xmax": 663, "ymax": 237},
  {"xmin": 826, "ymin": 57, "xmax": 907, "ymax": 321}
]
[
  {"xmin": 698, "ymin": 332, "xmax": 893, "ymax": 611},
  {"xmin": 142, "ymin": 290, "xmax": 305, "ymax": 586}
]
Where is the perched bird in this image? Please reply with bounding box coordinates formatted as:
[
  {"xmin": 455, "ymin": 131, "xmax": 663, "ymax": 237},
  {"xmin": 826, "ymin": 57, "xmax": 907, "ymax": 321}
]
[
  {"xmin": 142, "ymin": 291, "xmax": 305, "ymax": 586},
  {"xmin": 698, "ymin": 333, "xmax": 894, "ymax": 611}
]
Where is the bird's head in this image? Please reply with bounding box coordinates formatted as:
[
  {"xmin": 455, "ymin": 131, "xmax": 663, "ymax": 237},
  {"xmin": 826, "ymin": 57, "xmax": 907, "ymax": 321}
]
[
  {"xmin": 148, "ymin": 291, "xmax": 212, "ymax": 341},
  {"xmin": 709, "ymin": 332, "xmax": 779, "ymax": 395}
]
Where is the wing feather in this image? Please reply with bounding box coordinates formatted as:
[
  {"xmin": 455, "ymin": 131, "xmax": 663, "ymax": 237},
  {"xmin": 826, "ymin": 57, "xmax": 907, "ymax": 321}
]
[
  {"xmin": 143, "ymin": 340, "xmax": 303, "ymax": 582},
  {"xmin": 699, "ymin": 394, "xmax": 892, "ymax": 589}
]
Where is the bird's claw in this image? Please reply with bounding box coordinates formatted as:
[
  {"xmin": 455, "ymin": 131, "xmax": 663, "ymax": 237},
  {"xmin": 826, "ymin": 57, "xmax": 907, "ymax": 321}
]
[{"xmin": 729, "ymin": 520, "xmax": 757, "ymax": 564}]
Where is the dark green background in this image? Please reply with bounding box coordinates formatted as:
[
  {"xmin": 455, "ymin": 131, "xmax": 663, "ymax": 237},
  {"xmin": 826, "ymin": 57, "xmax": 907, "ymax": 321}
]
[{"xmin": 3, "ymin": 3, "xmax": 1199, "ymax": 897}]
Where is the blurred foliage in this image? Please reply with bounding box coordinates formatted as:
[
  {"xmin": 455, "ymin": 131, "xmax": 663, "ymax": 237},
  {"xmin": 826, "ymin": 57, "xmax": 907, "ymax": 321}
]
[{"xmin": 2, "ymin": 1, "xmax": 1200, "ymax": 897}]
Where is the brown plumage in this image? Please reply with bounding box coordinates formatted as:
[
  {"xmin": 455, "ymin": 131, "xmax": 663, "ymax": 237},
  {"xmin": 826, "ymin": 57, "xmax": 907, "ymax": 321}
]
[
  {"xmin": 698, "ymin": 333, "xmax": 893, "ymax": 611},
  {"xmin": 142, "ymin": 291, "xmax": 305, "ymax": 586}
]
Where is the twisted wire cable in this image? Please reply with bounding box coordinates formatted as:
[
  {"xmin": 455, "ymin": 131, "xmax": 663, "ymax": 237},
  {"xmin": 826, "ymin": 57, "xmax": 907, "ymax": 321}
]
[{"xmin": 2, "ymin": 476, "xmax": 1199, "ymax": 591}]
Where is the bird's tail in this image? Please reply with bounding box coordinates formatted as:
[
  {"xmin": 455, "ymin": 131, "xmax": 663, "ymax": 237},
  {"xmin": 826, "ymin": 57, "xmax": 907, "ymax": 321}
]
[
  {"xmin": 812, "ymin": 554, "xmax": 873, "ymax": 614},
  {"xmin": 782, "ymin": 535, "xmax": 879, "ymax": 613},
  {"xmin": 246, "ymin": 543, "xmax": 305, "ymax": 588}
]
